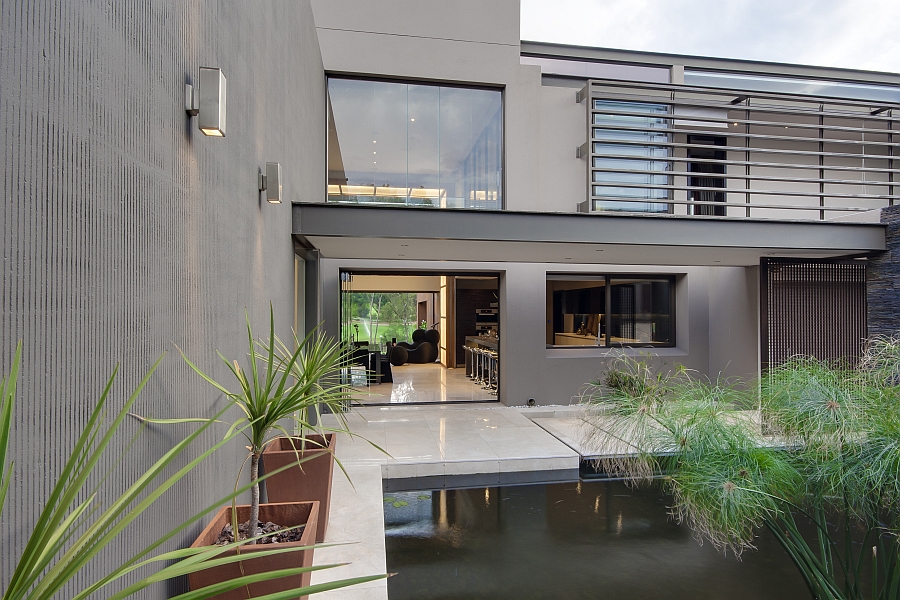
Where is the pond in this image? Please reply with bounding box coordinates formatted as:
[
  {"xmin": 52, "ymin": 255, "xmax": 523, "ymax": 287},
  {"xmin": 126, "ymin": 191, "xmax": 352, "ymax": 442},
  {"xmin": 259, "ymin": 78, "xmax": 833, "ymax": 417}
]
[{"xmin": 384, "ymin": 479, "xmax": 810, "ymax": 600}]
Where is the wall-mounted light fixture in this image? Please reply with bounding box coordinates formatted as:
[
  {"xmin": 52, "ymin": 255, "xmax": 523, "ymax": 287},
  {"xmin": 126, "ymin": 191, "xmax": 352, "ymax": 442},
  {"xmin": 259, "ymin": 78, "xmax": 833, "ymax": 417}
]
[
  {"xmin": 258, "ymin": 162, "xmax": 282, "ymax": 204},
  {"xmin": 184, "ymin": 67, "xmax": 226, "ymax": 137}
]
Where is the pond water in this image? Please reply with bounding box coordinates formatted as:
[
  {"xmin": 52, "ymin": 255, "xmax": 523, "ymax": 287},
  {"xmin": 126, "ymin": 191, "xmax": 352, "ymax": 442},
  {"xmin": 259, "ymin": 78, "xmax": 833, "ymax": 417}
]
[{"xmin": 384, "ymin": 479, "xmax": 810, "ymax": 600}]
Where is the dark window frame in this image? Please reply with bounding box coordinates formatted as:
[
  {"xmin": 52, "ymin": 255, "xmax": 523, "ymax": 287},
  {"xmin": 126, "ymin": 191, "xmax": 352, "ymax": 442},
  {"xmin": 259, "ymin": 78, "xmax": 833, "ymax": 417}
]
[{"xmin": 546, "ymin": 274, "xmax": 676, "ymax": 349}]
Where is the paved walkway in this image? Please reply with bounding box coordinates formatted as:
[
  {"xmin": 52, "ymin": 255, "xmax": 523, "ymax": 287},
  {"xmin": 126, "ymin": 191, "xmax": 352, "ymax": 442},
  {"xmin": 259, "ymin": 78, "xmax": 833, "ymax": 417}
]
[{"xmin": 336, "ymin": 404, "xmax": 580, "ymax": 477}]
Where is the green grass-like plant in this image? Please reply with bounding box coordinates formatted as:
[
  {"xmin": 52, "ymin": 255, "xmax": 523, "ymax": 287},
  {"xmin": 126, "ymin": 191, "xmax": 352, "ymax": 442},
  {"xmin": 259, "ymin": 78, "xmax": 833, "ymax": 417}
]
[
  {"xmin": 0, "ymin": 341, "xmax": 385, "ymax": 599},
  {"xmin": 178, "ymin": 306, "xmax": 368, "ymax": 544},
  {"xmin": 579, "ymin": 339, "xmax": 900, "ymax": 600}
]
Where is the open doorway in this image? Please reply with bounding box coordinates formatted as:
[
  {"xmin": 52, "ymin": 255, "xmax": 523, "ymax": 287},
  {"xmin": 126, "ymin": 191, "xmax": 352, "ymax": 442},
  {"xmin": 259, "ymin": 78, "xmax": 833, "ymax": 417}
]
[{"xmin": 340, "ymin": 271, "xmax": 500, "ymax": 404}]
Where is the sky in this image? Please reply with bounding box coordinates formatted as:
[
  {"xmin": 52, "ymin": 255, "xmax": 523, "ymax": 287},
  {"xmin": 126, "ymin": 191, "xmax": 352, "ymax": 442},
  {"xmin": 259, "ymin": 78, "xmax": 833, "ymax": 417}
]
[{"xmin": 520, "ymin": 0, "xmax": 900, "ymax": 74}]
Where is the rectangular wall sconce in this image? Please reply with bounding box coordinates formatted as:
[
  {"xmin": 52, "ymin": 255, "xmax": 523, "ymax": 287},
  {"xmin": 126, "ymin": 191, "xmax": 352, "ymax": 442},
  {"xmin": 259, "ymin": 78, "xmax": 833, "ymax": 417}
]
[
  {"xmin": 198, "ymin": 67, "xmax": 226, "ymax": 136},
  {"xmin": 258, "ymin": 162, "xmax": 282, "ymax": 204},
  {"xmin": 185, "ymin": 67, "xmax": 226, "ymax": 137}
]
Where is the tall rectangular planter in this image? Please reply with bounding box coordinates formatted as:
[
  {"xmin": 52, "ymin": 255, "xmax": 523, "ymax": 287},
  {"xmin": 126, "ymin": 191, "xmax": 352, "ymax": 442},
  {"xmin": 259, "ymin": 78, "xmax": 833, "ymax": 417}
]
[
  {"xmin": 263, "ymin": 434, "xmax": 336, "ymax": 543},
  {"xmin": 189, "ymin": 501, "xmax": 319, "ymax": 600}
]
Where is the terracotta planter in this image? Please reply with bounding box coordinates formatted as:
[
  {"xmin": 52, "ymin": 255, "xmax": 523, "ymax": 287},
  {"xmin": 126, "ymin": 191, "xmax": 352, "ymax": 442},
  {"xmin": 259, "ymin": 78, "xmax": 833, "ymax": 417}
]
[
  {"xmin": 189, "ymin": 501, "xmax": 319, "ymax": 600},
  {"xmin": 262, "ymin": 434, "xmax": 336, "ymax": 543}
]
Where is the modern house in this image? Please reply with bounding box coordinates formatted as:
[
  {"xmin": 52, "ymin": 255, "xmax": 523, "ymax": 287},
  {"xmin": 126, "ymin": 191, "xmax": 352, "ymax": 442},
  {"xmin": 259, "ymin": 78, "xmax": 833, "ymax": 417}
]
[
  {"xmin": 1, "ymin": 0, "xmax": 897, "ymax": 596},
  {"xmin": 297, "ymin": 0, "xmax": 896, "ymax": 406}
]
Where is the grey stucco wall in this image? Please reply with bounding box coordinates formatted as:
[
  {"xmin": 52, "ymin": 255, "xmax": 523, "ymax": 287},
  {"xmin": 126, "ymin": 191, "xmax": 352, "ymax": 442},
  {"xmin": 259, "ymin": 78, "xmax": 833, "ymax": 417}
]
[
  {"xmin": 1, "ymin": 1, "xmax": 323, "ymax": 595},
  {"xmin": 868, "ymin": 205, "xmax": 900, "ymax": 338},
  {"xmin": 708, "ymin": 266, "xmax": 760, "ymax": 382},
  {"xmin": 320, "ymin": 258, "xmax": 759, "ymax": 406}
]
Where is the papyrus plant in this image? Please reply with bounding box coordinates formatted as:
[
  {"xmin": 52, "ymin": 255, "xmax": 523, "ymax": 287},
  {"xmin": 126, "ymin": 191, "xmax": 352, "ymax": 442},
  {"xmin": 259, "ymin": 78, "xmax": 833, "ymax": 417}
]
[{"xmin": 579, "ymin": 338, "xmax": 900, "ymax": 600}]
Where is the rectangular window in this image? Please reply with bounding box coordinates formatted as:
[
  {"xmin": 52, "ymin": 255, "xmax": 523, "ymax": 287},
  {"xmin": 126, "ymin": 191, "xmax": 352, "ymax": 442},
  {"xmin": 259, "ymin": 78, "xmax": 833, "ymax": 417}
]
[
  {"xmin": 687, "ymin": 135, "xmax": 726, "ymax": 216},
  {"xmin": 591, "ymin": 100, "xmax": 671, "ymax": 213},
  {"xmin": 547, "ymin": 276, "xmax": 675, "ymax": 348},
  {"xmin": 327, "ymin": 78, "xmax": 503, "ymax": 209}
]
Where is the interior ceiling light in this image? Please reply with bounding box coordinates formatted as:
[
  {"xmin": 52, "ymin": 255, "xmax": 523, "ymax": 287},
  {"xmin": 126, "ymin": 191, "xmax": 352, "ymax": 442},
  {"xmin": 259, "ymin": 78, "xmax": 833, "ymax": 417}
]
[{"xmin": 185, "ymin": 67, "xmax": 226, "ymax": 137}]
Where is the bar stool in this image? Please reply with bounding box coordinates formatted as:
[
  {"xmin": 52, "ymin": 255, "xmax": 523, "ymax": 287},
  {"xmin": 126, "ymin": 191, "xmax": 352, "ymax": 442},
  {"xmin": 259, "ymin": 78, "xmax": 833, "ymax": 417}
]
[
  {"xmin": 482, "ymin": 349, "xmax": 493, "ymax": 389},
  {"xmin": 482, "ymin": 350, "xmax": 498, "ymax": 391},
  {"xmin": 472, "ymin": 347, "xmax": 487, "ymax": 386},
  {"xmin": 486, "ymin": 351, "xmax": 499, "ymax": 394},
  {"xmin": 463, "ymin": 346, "xmax": 474, "ymax": 379}
]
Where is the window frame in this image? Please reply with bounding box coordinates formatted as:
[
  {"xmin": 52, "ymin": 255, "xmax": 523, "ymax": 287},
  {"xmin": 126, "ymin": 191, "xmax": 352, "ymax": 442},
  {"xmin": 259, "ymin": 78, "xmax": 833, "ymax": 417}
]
[
  {"xmin": 324, "ymin": 74, "xmax": 506, "ymax": 210},
  {"xmin": 546, "ymin": 274, "xmax": 676, "ymax": 349}
]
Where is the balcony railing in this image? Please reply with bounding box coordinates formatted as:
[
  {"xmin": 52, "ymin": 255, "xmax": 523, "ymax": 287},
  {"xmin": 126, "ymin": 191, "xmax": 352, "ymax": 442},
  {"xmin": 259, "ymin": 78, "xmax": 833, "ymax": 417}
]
[{"xmin": 577, "ymin": 79, "xmax": 899, "ymax": 220}]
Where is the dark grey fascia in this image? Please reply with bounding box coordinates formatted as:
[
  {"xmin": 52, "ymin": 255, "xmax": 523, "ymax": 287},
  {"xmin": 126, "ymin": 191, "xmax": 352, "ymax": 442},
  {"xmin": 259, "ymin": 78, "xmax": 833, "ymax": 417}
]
[
  {"xmin": 520, "ymin": 41, "xmax": 900, "ymax": 87},
  {"xmin": 292, "ymin": 203, "xmax": 885, "ymax": 254}
]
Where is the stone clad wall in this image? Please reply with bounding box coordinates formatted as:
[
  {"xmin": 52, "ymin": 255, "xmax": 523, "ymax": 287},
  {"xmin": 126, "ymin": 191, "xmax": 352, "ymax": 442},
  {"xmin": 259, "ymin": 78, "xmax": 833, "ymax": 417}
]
[
  {"xmin": 868, "ymin": 205, "xmax": 900, "ymax": 338},
  {"xmin": 0, "ymin": 1, "xmax": 324, "ymax": 595}
]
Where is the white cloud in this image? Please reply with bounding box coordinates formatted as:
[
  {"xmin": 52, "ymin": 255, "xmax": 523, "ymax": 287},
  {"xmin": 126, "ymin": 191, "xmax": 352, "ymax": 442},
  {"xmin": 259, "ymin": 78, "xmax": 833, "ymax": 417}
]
[{"xmin": 521, "ymin": 0, "xmax": 900, "ymax": 73}]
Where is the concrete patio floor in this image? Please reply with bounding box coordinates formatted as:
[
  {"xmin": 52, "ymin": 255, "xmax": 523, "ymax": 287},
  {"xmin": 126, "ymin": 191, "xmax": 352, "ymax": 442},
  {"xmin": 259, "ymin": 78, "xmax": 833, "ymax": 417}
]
[{"xmin": 361, "ymin": 363, "xmax": 496, "ymax": 404}]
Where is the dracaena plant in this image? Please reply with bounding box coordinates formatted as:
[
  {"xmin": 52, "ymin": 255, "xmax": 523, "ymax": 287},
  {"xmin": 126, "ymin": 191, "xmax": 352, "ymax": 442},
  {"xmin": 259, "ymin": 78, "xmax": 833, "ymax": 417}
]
[
  {"xmin": 0, "ymin": 341, "xmax": 384, "ymax": 599},
  {"xmin": 179, "ymin": 306, "xmax": 360, "ymax": 544},
  {"xmin": 579, "ymin": 338, "xmax": 900, "ymax": 600}
]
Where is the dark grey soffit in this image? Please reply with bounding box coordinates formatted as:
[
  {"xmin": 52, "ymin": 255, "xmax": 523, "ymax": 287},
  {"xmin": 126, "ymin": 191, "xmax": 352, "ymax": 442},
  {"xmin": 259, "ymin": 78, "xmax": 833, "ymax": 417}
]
[
  {"xmin": 292, "ymin": 203, "xmax": 885, "ymax": 253},
  {"xmin": 519, "ymin": 41, "xmax": 900, "ymax": 86}
]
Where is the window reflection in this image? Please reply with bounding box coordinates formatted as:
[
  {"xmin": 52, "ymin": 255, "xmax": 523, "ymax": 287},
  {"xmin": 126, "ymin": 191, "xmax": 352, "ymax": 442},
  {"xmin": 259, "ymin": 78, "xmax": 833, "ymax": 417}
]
[
  {"xmin": 546, "ymin": 276, "xmax": 674, "ymax": 347},
  {"xmin": 327, "ymin": 78, "xmax": 503, "ymax": 209},
  {"xmin": 547, "ymin": 278, "xmax": 607, "ymax": 347},
  {"xmin": 608, "ymin": 278, "xmax": 673, "ymax": 346}
]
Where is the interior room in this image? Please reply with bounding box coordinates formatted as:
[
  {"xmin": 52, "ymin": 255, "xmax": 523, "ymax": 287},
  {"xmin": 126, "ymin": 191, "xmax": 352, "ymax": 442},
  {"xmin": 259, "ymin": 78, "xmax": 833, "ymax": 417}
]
[
  {"xmin": 546, "ymin": 275, "xmax": 675, "ymax": 347},
  {"xmin": 340, "ymin": 272, "xmax": 501, "ymax": 404}
]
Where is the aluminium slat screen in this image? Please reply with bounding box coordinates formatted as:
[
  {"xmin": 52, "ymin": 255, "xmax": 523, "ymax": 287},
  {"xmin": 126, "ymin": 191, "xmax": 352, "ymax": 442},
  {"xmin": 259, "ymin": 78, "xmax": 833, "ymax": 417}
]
[
  {"xmin": 761, "ymin": 258, "xmax": 867, "ymax": 367},
  {"xmin": 583, "ymin": 79, "xmax": 898, "ymax": 219}
]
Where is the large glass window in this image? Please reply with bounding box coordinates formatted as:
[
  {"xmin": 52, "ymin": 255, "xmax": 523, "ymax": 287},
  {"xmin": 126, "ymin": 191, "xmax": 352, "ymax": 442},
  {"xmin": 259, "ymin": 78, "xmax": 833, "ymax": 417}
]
[
  {"xmin": 327, "ymin": 78, "xmax": 503, "ymax": 209},
  {"xmin": 547, "ymin": 276, "xmax": 674, "ymax": 348},
  {"xmin": 591, "ymin": 100, "xmax": 671, "ymax": 213}
]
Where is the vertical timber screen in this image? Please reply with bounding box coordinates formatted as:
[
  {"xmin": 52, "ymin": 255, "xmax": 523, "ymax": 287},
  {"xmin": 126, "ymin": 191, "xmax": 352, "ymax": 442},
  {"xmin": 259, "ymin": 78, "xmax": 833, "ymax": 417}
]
[{"xmin": 761, "ymin": 258, "xmax": 867, "ymax": 368}]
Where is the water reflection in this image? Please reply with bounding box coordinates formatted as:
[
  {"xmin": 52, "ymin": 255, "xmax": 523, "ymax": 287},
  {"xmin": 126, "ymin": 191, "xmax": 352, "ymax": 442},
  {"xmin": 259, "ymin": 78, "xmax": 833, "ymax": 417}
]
[{"xmin": 385, "ymin": 480, "xmax": 809, "ymax": 600}]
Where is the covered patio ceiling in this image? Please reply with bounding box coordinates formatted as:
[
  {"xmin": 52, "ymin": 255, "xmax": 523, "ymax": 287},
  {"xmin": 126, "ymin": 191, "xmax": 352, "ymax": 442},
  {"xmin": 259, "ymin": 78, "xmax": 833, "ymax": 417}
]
[{"xmin": 292, "ymin": 204, "xmax": 885, "ymax": 267}]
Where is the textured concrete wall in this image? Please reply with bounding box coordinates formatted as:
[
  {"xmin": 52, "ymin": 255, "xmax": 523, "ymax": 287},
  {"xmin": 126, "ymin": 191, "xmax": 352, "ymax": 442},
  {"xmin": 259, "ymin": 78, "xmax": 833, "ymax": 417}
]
[
  {"xmin": 0, "ymin": 1, "xmax": 323, "ymax": 595},
  {"xmin": 868, "ymin": 205, "xmax": 900, "ymax": 338}
]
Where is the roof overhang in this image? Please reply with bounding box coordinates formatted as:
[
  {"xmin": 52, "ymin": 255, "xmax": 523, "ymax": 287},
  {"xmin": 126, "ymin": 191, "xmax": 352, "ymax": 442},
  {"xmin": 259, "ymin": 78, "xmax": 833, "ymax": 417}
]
[
  {"xmin": 519, "ymin": 41, "xmax": 900, "ymax": 87},
  {"xmin": 292, "ymin": 204, "xmax": 885, "ymax": 267}
]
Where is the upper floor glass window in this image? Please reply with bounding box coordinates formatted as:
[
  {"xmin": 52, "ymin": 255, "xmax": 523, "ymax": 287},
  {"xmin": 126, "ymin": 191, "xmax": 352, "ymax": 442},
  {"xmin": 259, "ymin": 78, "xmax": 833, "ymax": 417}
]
[{"xmin": 327, "ymin": 78, "xmax": 503, "ymax": 209}]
